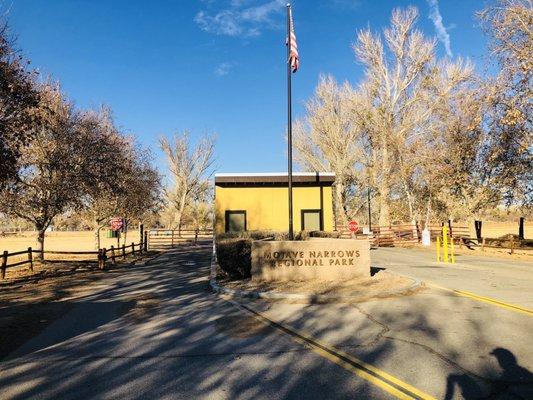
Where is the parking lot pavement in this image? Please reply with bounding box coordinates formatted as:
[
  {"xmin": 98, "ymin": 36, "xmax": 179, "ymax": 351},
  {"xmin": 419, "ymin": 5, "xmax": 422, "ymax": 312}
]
[{"xmin": 371, "ymin": 247, "xmax": 533, "ymax": 308}]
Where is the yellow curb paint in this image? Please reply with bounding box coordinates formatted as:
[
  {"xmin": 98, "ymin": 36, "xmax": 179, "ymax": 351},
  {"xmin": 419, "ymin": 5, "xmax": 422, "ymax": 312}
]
[
  {"xmin": 227, "ymin": 298, "xmax": 436, "ymax": 400},
  {"xmin": 429, "ymin": 284, "xmax": 533, "ymax": 316},
  {"xmin": 454, "ymin": 290, "xmax": 533, "ymax": 316}
]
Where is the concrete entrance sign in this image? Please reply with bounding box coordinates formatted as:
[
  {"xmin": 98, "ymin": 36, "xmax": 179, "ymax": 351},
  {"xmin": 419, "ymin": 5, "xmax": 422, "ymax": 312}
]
[{"xmin": 251, "ymin": 238, "xmax": 370, "ymax": 281}]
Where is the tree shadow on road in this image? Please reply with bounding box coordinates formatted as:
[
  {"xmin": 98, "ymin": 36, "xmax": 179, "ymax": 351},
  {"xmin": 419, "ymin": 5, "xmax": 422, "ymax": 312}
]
[{"xmin": 0, "ymin": 241, "xmax": 531, "ymax": 399}]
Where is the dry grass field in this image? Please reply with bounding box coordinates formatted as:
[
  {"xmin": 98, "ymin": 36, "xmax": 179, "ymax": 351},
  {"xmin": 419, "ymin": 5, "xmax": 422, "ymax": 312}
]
[
  {"xmin": 0, "ymin": 230, "xmax": 142, "ymax": 254},
  {"xmin": 465, "ymin": 220, "xmax": 532, "ymax": 239}
]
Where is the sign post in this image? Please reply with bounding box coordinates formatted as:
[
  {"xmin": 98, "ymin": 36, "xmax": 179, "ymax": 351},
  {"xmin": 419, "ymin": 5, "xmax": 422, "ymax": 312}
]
[{"xmin": 348, "ymin": 220, "xmax": 359, "ymax": 238}]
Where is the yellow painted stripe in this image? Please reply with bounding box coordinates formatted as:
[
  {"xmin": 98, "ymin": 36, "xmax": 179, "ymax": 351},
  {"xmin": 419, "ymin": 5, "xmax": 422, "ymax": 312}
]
[
  {"xmin": 453, "ymin": 290, "xmax": 533, "ymax": 316},
  {"xmin": 429, "ymin": 284, "xmax": 533, "ymax": 316},
  {"xmin": 228, "ymin": 299, "xmax": 436, "ymax": 400}
]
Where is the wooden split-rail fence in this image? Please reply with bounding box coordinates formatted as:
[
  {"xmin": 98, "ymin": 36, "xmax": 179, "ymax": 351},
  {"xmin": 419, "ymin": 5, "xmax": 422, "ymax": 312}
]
[
  {"xmin": 146, "ymin": 229, "xmax": 213, "ymax": 249},
  {"xmin": 337, "ymin": 223, "xmax": 420, "ymax": 247},
  {"xmin": 1, "ymin": 228, "xmax": 214, "ymax": 279},
  {"xmin": 337, "ymin": 222, "xmax": 474, "ymax": 248},
  {"xmin": 338, "ymin": 221, "xmax": 528, "ymax": 253},
  {"xmin": 1, "ymin": 240, "xmax": 147, "ymax": 279}
]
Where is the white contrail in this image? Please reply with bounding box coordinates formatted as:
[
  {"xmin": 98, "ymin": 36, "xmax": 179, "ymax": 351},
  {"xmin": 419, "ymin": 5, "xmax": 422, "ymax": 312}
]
[{"xmin": 427, "ymin": 0, "xmax": 452, "ymax": 57}]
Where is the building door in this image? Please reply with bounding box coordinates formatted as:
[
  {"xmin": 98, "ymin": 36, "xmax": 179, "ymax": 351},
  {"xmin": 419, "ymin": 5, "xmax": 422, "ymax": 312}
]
[{"xmin": 301, "ymin": 209, "xmax": 322, "ymax": 231}]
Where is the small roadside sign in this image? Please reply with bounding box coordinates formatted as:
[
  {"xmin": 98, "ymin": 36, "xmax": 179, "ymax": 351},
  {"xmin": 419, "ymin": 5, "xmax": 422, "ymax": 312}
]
[
  {"xmin": 348, "ymin": 220, "xmax": 359, "ymax": 233},
  {"xmin": 111, "ymin": 217, "xmax": 124, "ymax": 232}
]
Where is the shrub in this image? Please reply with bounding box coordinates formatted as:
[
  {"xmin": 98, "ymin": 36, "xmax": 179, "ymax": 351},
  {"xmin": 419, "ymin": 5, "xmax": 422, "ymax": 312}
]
[
  {"xmin": 215, "ymin": 230, "xmax": 317, "ymax": 279},
  {"xmin": 216, "ymin": 238, "xmax": 252, "ymax": 279},
  {"xmin": 309, "ymin": 230, "xmax": 341, "ymax": 238}
]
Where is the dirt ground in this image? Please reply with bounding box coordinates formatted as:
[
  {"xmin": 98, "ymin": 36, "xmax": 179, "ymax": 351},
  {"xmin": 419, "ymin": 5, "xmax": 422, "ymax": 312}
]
[{"xmin": 220, "ymin": 269, "xmax": 418, "ymax": 301}]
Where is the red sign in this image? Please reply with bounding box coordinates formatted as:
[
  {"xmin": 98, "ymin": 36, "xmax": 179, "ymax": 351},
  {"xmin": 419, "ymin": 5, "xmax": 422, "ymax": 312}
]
[
  {"xmin": 111, "ymin": 217, "xmax": 124, "ymax": 232},
  {"xmin": 348, "ymin": 220, "xmax": 359, "ymax": 233}
]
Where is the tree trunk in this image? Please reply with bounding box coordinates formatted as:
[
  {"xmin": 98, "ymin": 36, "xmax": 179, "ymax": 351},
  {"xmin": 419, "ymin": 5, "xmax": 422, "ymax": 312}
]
[
  {"xmin": 425, "ymin": 196, "xmax": 432, "ymax": 229},
  {"xmin": 177, "ymin": 191, "xmax": 187, "ymax": 237},
  {"xmin": 94, "ymin": 226, "xmax": 102, "ymax": 250},
  {"xmin": 334, "ymin": 182, "xmax": 348, "ymax": 227},
  {"xmin": 122, "ymin": 224, "xmax": 128, "ymax": 246},
  {"xmin": 378, "ymin": 143, "xmax": 391, "ymax": 227},
  {"xmin": 36, "ymin": 227, "xmax": 46, "ymax": 261},
  {"xmin": 404, "ymin": 184, "xmax": 414, "ymax": 222}
]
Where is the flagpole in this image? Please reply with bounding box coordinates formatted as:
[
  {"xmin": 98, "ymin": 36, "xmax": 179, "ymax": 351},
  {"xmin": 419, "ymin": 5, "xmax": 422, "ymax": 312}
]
[{"xmin": 286, "ymin": 3, "xmax": 294, "ymax": 240}]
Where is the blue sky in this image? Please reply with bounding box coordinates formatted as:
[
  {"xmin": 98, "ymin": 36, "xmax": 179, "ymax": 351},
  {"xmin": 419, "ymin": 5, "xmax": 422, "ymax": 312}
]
[{"xmin": 8, "ymin": 0, "xmax": 490, "ymax": 176}]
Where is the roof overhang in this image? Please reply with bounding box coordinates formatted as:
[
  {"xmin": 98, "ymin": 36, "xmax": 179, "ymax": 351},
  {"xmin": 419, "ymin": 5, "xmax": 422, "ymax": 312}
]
[{"xmin": 214, "ymin": 172, "xmax": 335, "ymax": 186}]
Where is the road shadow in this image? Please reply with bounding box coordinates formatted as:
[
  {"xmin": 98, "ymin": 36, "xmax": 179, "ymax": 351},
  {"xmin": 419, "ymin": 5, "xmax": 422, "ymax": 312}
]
[
  {"xmin": 1, "ymin": 300, "xmax": 135, "ymax": 360},
  {"xmin": 0, "ymin": 240, "xmax": 531, "ymax": 399},
  {"xmin": 445, "ymin": 347, "xmax": 533, "ymax": 399}
]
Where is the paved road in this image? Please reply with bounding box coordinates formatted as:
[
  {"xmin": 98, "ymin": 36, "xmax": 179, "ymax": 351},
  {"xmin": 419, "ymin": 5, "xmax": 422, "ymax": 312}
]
[
  {"xmin": 372, "ymin": 247, "xmax": 533, "ymax": 308},
  {"xmin": 0, "ymin": 242, "xmax": 532, "ymax": 399}
]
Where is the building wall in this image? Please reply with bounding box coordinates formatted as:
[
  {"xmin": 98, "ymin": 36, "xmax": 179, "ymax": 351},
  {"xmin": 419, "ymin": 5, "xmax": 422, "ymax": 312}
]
[{"xmin": 214, "ymin": 185, "xmax": 334, "ymax": 234}]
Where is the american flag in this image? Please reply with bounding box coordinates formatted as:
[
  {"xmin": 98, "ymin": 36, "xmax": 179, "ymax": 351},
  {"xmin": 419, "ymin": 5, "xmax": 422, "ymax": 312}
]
[{"xmin": 287, "ymin": 7, "xmax": 299, "ymax": 73}]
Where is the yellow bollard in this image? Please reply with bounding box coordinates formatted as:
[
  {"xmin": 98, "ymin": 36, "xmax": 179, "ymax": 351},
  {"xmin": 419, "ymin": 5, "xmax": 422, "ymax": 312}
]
[
  {"xmin": 450, "ymin": 237, "xmax": 455, "ymax": 264},
  {"xmin": 436, "ymin": 236, "xmax": 441, "ymax": 262},
  {"xmin": 442, "ymin": 226, "xmax": 449, "ymax": 263}
]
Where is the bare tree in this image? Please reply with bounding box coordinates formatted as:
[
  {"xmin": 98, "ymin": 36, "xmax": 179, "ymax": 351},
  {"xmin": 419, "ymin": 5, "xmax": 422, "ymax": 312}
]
[
  {"xmin": 478, "ymin": 0, "xmax": 533, "ymax": 206},
  {"xmin": 77, "ymin": 107, "xmax": 137, "ymax": 249},
  {"xmin": 117, "ymin": 149, "xmax": 161, "ymax": 245},
  {"xmin": 353, "ymin": 7, "xmax": 474, "ymax": 226},
  {"xmin": 294, "ymin": 75, "xmax": 363, "ymax": 226},
  {"xmin": 160, "ymin": 132, "xmax": 215, "ymax": 234}
]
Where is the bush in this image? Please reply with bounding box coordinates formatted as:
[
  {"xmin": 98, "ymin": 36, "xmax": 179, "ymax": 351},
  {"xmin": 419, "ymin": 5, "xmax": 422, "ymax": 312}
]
[
  {"xmin": 309, "ymin": 230, "xmax": 341, "ymax": 238},
  {"xmin": 216, "ymin": 238, "xmax": 252, "ymax": 279},
  {"xmin": 215, "ymin": 230, "xmax": 312, "ymax": 279}
]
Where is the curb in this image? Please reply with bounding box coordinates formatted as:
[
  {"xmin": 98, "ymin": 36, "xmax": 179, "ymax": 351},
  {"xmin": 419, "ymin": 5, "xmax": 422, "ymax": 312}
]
[{"xmin": 209, "ymin": 245, "xmax": 423, "ymax": 302}]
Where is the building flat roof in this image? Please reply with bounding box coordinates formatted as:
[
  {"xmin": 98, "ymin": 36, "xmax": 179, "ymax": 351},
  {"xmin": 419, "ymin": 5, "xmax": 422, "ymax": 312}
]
[{"xmin": 214, "ymin": 172, "xmax": 335, "ymax": 185}]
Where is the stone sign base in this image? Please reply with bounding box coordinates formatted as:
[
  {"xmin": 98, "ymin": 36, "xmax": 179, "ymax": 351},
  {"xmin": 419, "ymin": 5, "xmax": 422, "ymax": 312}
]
[{"xmin": 251, "ymin": 238, "xmax": 370, "ymax": 281}]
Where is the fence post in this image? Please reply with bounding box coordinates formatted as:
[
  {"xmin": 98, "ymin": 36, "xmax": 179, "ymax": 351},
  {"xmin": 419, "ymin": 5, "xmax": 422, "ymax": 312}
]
[
  {"xmin": 442, "ymin": 226, "xmax": 449, "ymax": 263},
  {"xmin": 122, "ymin": 244, "xmax": 126, "ymax": 259},
  {"xmin": 101, "ymin": 248, "xmax": 107, "ymax": 270},
  {"xmin": 518, "ymin": 217, "xmax": 525, "ymax": 241},
  {"xmin": 97, "ymin": 249, "xmax": 102, "ymax": 269},
  {"xmin": 132, "ymin": 242, "xmax": 135, "ymax": 256},
  {"xmin": 475, "ymin": 220, "xmax": 482, "ymax": 243},
  {"xmin": 1, "ymin": 250, "xmax": 7, "ymax": 279},
  {"xmin": 482, "ymin": 238, "xmax": 485, "ymax": 252},
  {"xmin": 171, "ymin": 230, "xmax": 175, "ymax": 248},
  {"xmin": 195, "ymin": 229, "xmax": 198, "ymax": 244},
  {"xmin": 144, "ymin": 231, "xmax": 148, "ymax": 252},
  {"xmin": 28, "ymin": 247, "xmax": 34, "ymax": 272},
  {"xmin": 110, "ymin": 245, "xmax": 116, "ymax": 264},
  {"xmin": 139, "ymin": 223, "xmax": 144, "ymax": 246},
  {"xmin": 448, "ymin": 220, "xmax": 453, "ymax": 238}
]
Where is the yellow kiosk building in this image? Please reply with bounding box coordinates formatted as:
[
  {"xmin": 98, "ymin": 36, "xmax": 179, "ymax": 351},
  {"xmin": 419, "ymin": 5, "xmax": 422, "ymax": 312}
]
[{"xmin": 214, "ymin": 172, "xmax": 335, "ymax": 234}]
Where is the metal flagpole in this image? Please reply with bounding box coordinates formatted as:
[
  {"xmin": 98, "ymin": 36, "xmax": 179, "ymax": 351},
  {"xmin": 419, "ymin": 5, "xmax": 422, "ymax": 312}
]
[
  {"xmin": 367, "ymin": 187, "xmax": 372, "ymax": 231},
  {"xmin": 287, "ymin": 3, "xmax": 294, "ymax": 240}
]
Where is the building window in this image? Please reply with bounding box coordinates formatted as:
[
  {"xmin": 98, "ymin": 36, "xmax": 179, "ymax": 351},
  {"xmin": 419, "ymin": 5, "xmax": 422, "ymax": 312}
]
[
  {"xmin": 225, "ymin": 210, "xmax": 247, "ymax": 232},
  {"xmin": 301, "ymin": 209, "xmax": 323, "ymax": 231}
]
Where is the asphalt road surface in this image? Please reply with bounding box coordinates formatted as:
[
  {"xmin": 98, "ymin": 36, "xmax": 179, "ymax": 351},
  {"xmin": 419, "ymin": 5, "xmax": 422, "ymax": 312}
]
[{"xmin": 0, "ymin": 242, "xmax": 531, "ymax": 399}]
